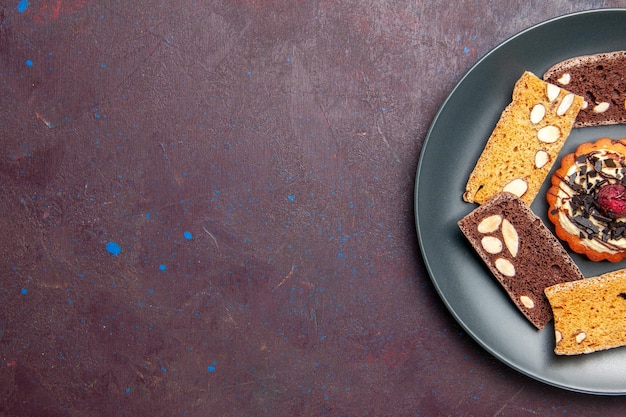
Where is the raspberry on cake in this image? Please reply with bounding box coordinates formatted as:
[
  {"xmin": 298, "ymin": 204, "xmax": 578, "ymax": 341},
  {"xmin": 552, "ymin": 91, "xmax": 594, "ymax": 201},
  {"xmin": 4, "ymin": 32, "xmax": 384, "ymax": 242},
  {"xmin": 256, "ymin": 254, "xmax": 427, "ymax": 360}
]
[{"xmin": 546, "ymin": 138, "xmax": 626, "ymax": 262}]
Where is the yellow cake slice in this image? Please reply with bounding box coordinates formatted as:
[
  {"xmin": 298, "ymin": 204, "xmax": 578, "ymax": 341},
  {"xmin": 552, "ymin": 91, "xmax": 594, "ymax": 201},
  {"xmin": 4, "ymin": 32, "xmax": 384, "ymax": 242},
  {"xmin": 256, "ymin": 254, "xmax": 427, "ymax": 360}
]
[
  {"xmin": 463, "ymin": 71, "xmax": 584, "ymax": 206},
  {"xmin": 545, "ymin": 269, "xmax": 626, "ymax": 355}
]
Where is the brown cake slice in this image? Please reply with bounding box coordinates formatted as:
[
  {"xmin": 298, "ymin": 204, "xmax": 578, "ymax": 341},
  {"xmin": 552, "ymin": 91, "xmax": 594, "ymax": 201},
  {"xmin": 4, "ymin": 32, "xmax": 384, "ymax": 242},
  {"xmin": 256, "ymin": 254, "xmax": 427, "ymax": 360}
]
[
  {"xmin": 458, "ymin": 192, "xmax": 584, "ymax": 329},
  {"xmin": 545, "ymin": 268, "xmax": 626, "ymax": 355},
  {"xmin": 543, "ymin": 51, "xmax": 626, "ymax": 127},
  {"xmin": 463, "ymin": 71, "xmax": 583, "ymax": 206}
]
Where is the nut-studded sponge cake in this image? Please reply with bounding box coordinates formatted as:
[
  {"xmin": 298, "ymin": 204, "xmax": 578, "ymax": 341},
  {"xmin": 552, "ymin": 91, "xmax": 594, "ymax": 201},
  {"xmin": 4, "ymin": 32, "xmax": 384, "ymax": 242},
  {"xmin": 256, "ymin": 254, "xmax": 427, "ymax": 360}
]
[
  {"xmin": 463, "ymin": 71, "xmax": 584, "ymax": 206},
  {"xmin": 458, "ymin": 192, "xmax": 584, "ymax": 329},
  {"xmin": 545, "ymin": 268, "xmax": 626, "ymax": 355},
  {"xmin": 543, "ymin": 51, "xmax": 626, "ymax": 127}
]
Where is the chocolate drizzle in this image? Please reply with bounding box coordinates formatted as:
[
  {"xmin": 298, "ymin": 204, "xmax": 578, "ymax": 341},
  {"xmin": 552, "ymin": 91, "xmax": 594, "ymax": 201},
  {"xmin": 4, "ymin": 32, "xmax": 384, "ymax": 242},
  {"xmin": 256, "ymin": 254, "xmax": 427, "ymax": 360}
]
[{"xmin": 559, "ymin": 150, "xmax": 626, "ymax": 247}]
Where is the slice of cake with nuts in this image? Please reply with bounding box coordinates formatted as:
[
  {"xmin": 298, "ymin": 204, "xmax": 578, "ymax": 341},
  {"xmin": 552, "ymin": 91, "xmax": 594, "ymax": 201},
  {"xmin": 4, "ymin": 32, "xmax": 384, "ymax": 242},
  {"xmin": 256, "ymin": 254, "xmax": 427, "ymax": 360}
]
[
  {"xmin": 458, "ymin": 192, "xmax": 584, "ymax": 329},
  {"xmin": 463, "ymin": 71, "xmax": 584, "ymax": 206},
  {"xmin": 543, "ymin": 51, "xmax": 626, "ymax": 127},
  {"xmin": 545, "ymin": 268, "xmax": 626, "ymax": 355}
]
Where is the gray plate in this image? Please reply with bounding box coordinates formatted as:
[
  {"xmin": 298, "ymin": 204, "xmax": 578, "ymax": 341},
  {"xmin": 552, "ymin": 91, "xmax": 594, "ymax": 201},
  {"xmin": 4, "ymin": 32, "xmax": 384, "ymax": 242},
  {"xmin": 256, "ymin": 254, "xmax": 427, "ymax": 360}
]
[{"xmin": 415, "ymin": 9, "xmax": 626, "ymax": 395}]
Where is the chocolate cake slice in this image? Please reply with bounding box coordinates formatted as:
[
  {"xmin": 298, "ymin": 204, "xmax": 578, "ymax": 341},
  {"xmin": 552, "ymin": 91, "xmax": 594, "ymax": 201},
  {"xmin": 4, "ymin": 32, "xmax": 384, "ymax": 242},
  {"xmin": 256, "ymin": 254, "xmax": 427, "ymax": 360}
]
[
  {"xmin": 543, "ymin": 51, "xmax": 626, "ymax": 127},
  {"xmin": 458, "ymin": 192, "xmax": 584, "ymax": 329}
]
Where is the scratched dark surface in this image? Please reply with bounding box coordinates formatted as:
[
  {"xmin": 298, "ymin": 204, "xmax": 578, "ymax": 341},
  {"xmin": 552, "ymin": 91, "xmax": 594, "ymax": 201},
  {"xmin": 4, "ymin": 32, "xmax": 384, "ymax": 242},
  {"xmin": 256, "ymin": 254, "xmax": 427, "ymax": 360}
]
[{"xmin": 2, "ymin": 1, "xmax": 626, "ymax": 416}]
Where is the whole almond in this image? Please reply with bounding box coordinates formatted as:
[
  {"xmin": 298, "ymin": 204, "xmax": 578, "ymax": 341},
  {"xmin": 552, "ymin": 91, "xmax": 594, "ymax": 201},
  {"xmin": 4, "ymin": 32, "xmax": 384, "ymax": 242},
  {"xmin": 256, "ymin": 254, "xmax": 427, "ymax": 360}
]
[
  {"xmin": 481, "ymin": 236, "xmax": 503, "ymax": 254},
  {"xmin": 494, "ymin": 258, "xmax": 515, "ymax": 277},
  {"xmin": 477, "ymin": 215, "xmax": 502, "ymax": 234},
  {"xmin": 557, "ymin": 93, "xmax": 575, "ymax": 116},
  {"xmin": 546, "ymin": 84, "xmax": 560, "ymax": 102},
  {"xmin": 534, "ymin": 150, "xmax": 550, "ymax": 169},
  {"xmin": 557, "ymin": 73, "xmax": 571, "ymax": 85},
  {"xmin": 537, "ymin": 125, "xmax": 561, "ymax": 143},
  {"xmin": 530, "ymin": 104, "xmax": 546, "ymax": 124},
  {"xmin": 501, "ymin": 219, "xmax": 519, "ymax": 257},
  {"xmin": 593, "ymin": 102, "xmax": 610, "ymax": 113},
  {"xmin": 503, "ymin": 178, "xmax": 528, "ymax": 198},
  {"xmin": 519, "ymin": 295, "xmax": 534, "ymax": 309}
]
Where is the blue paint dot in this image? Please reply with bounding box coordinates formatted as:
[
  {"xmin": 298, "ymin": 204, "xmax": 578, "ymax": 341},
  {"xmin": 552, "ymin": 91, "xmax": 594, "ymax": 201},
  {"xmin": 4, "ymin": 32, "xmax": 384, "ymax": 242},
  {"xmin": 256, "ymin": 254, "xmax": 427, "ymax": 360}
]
[
  {"xmin": 463, "ymin": 47, "xmax": 470, "ymax": 54},
  {"xmin": 25, "ymin": 59, "xmax": 33, "ymax": 67},
  {"xmin": 20, "ymin": 288, "xmax": 28, "ymax": 295},
  {"xmin": 17, "ymin": 0, "xmax": 28, "ymax": 13},
  {"xmin": 207, "ymin": 365, "xmax": 216, "ymax": 372},
  {"xmin": 145, "ymin": 213, "xmax": 151, "ymax": 219},
  {"xmin": 106, "ymin": 241, "xmax": 122, "ymax": 256},
  {"xmin": 125, "ymin": 387, "xmax": 131, "ymax": 393},
  {"xmin": 183, "ymin": 231, "xmax": 193, "ymax": 240},
  {"xmin": 159, "ymin": 264, "xmax": 167, "ymax": 271},
  {"xmin": 286, "ymin": 57, "xmax": 291, "ymax": 63},
  {"xmin": 288, "ymin": 195, "xmax": 295, "ymax": 201}
]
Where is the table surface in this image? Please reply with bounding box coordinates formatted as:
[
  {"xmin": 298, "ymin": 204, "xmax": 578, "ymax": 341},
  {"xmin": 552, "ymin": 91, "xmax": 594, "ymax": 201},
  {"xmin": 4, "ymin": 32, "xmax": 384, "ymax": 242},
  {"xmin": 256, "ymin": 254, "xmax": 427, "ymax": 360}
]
[{"xmin": 3, "ymin": 1, "xmax": 626, "ymax": 416}]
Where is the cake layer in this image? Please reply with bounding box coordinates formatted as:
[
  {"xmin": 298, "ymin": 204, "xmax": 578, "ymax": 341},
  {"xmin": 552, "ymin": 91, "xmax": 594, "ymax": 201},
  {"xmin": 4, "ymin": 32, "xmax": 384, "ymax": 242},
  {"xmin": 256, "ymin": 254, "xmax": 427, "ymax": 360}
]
[
  {"xmin": 545, "ymin": 268, "xmax": 626, "ymax": 355},
  {"xmin": 543, "ymin": 51, "xmax": 626, "ymax": 127},
  {"xmin": 463, "ymin": 71, "xmax": 583, "ymax": 206},
  {"xmin": 458, "ymin": 192, "xmax": 584, "ymax": 329}
]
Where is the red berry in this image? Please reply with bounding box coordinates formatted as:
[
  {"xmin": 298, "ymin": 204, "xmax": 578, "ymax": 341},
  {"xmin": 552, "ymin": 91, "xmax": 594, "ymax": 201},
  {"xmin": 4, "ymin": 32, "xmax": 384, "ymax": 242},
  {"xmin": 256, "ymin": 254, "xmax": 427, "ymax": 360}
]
[{"xmin": 597, "ymin": 183, "xmax": 626, "ymax": 218}]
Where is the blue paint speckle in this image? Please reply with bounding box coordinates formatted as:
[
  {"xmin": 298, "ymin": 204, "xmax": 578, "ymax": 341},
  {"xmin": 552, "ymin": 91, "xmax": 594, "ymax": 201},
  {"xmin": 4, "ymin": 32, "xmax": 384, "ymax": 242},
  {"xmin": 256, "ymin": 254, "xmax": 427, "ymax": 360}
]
[
  {"xmin": 145, "ymin": 213, "xmax": 151, "ymax": 219},
  {"xmin": 17, "ymin": 0, "xmax": 28, "ymax": 13},
  {"xmin": 286, "ymin": 57, "xmax": 292, "ymax": 63},
  {"xmin": 183, "ymin": 231, "xmax": 193, "ymax": 240},
  {"xmin": 207, "ymin": 360, "xmax": 217, "ymax": 372},
  {"xmin": 25, "ymin": 59, "xmax": 33, "ymax": 67},
  {"xmin": 20, "ymin": 288, "xmax": 28, "ymax": 295},
  {"xmin": 125, "ymin": 387, "xmax": 131, "ymax": 393},
  {"xmin": 288, "ymin": 195, "xmax": 295, "ymax": 201},
  {"xmin": 463, "ymin": 47, "xmax": 470, "ymax": 54},
  {"xmin": 106, "ymin": 241, "xmax": 122, "ymax": 256},
  {"xmin": 159, "ymin": 264, "xmax": 167, "ymax": 271}
]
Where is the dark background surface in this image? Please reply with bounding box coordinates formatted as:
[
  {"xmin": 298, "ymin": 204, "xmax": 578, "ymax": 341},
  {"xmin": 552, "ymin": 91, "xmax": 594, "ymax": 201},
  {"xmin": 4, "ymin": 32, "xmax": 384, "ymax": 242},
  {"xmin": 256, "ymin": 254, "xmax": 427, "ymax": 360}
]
[{"xmin": 2, "ymin": 1, "xmax": 626, "ymax": 416}]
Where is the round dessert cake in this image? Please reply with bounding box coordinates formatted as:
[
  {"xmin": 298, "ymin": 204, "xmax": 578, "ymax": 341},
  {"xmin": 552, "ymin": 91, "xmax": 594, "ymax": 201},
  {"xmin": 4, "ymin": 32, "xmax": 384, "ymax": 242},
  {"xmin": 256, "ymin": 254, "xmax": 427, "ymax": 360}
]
[{"xmin": 547, "ymin": 138, "xmax": 626, "ymax": 262}]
